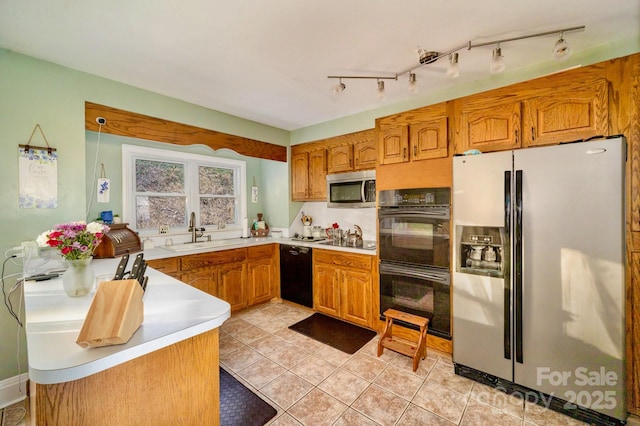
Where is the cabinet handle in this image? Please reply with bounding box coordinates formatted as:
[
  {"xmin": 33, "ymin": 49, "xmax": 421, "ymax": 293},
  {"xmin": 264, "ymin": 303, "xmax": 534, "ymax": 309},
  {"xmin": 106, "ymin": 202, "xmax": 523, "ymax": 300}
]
[
  {"xmin": 531, "ymin": 127, "xmax": 535, "ymax": 141},
  {"xmin": 403, "ymin": 147, "xmax": 407, "ymax": 159},
  {"xmin": 515, "ymin": 129, "xmax": 519, "ymax": 144},
  {"xmin": 413, "ymin": 145, "xmax": 417, "ymax": 157}
]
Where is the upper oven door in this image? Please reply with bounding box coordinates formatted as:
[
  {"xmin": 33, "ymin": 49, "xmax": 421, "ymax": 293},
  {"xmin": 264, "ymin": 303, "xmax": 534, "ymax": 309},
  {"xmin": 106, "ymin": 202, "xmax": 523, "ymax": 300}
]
[{"xmin": 378, "ymin": 207, "xmax": 450, "ymax": 268}]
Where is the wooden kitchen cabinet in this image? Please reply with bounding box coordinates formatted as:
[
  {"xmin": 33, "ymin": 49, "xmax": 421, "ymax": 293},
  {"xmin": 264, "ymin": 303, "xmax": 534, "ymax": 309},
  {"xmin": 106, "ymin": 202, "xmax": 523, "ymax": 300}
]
[
  {"xmin": 378, "ymin": 103, "xmax": 448, "ymax": 165},
  {"xmin": 291, "ymin": 145, "xmax": 327, "ymax": 201},
  {"xmin": 327, "ymin": 131, "xmax": 377, "ymax": 173},
  {"xmin": 217, "ymin": 261, "xmax": 247, "ymax": 312},
  {"xmin": 146, "ymin": 257, "xmax": 180, "ymax": 280},
  {"xmin": 180, "ymin": 269, "xmax": 218, "ymax": 296},
  {"xmin": 458, "ymin": 100, "xmax": 522, "ymax": 153},
  {"xmin": 353, "ymin": 138, "xmax": 377, "ymax": 170},
  {"xmin": 148, "ymin": 245, "xmax": 278, "ymax": 312},
  {"xmin": 155, "ymin": 248, "xmax": 249, "ymax": 312},
  {"xmin": 327, "ymin": 144, "xmax": 353, "ymax": 174},
  {"xmin": 522, "ymin": 79, "xmax": 609, "ymax": 147},
  {"xmin": 313, "ymin": 249, "xmax": 373, "ymax": 328},
  {"xmin": 247, "ymin": 244, "xmax": 277, "ymax": 305}
]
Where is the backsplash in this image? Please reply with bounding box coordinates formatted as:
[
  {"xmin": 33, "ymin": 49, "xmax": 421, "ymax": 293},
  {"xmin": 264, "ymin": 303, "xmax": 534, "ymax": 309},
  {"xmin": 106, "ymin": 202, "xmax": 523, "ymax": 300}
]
[{"xmin": 289, "ymin": 202, "xmax": 377, "ymax": 241}]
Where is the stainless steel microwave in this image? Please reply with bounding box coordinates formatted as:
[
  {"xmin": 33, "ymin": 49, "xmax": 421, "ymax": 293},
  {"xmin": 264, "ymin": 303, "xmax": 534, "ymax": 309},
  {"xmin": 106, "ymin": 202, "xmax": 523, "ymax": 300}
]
[{"xmin": 326, "ymin": 170, "xmax": 376, "ymax": 208}]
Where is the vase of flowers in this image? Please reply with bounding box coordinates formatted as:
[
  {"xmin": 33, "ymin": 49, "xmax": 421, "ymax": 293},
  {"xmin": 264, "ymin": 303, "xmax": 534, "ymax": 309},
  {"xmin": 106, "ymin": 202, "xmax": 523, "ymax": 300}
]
[{"xmin": 37, "ymin": 221, "xmax": 110, "ymax": 297}]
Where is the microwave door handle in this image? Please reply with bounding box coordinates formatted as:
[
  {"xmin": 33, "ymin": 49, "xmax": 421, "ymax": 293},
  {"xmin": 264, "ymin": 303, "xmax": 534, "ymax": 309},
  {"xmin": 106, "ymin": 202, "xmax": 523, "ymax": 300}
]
[{"xmin": 361, "ymin": 181, "xmax": 366, "ymax": 203}]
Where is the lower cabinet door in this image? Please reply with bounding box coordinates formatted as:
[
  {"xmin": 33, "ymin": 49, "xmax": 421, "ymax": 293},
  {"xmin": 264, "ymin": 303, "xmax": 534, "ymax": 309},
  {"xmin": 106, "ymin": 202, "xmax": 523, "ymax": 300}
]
[
  {"xmin": 217, "ymin": 262, "xmax": 247, "ymax": 312},
  {"xmin": 341, "ymin": 269, "xmax": 371, "ymax": 328},
  {"xmin": 180, "ymin": 269, "xmax": 217, "ymax": 296},
  {"xmin": 247, "ymin": 257, "xmax": 275, "ymax": 305},
  {"xmin": 313, "ymin": 264, "xmax": 341, "ymax": 317}
]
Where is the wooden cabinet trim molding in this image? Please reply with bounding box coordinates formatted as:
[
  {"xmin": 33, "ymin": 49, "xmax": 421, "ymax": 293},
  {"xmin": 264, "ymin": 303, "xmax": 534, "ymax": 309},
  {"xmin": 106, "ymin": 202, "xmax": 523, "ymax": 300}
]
[{"xmin": 85, "ymin": 102, "xmax": 287, "ymax": 162}]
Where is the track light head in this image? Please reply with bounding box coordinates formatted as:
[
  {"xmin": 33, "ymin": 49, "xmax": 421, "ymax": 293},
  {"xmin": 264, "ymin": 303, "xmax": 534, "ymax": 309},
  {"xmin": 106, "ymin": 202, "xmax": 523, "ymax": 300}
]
[
  {"xmin": 377, "ymin": 80, "xmax": 386, "ymax": 100},
  {"xmin": 446, "ymin": 53, "xmax": 460, "ymax": 78},
  {"xmin": 553, "ymin": 34, "xmax": 572, "ymax": 61},
  {"xmin": 331, "ymin": 80, "xmax": 347, "ymax": 95},
  {"xmin": 408, "ymin": 73, "xmax": 418, "ymax": 94},
  {"xmin": 490, "ymin": 46, "xmax": 506, "ymax": 74}
]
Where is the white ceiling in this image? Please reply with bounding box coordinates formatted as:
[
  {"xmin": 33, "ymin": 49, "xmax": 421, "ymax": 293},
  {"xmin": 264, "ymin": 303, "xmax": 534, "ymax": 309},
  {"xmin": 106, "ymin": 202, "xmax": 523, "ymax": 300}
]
[{"xmin": 0, "ymin": 1, "xmax": 638, "ymax": 131}]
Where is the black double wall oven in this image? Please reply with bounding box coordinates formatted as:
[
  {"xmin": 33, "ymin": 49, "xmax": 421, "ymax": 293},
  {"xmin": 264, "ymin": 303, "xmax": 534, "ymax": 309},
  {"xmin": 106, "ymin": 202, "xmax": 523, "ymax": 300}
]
[{"xmin": 378, "ymin": 187, "xmax": 451, "ymax": 340}]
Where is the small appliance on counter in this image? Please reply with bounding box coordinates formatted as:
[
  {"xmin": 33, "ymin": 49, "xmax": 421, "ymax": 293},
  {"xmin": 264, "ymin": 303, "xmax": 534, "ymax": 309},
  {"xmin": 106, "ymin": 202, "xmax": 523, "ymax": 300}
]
[
  {"xmin": 93, "ymin": 223, "xmax": 142, "ymax": 258},
  {"xmin": 301, "ymin": 213, "xmax": 313, "ymax": 238},
  {"xmin": 251, "ymin": 213, "xmax": 269, "ymax": 237}
]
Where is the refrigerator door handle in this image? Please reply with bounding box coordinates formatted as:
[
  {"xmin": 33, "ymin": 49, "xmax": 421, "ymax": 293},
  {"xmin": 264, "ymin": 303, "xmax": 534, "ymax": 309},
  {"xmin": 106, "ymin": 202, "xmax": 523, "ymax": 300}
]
[
  {"xmin": 504, "ymin": 170, "xmax": 512, "ymax": 360},
  {"xmin": 515, "ymin": 170, "xmax": 524, "ymax": 364}
]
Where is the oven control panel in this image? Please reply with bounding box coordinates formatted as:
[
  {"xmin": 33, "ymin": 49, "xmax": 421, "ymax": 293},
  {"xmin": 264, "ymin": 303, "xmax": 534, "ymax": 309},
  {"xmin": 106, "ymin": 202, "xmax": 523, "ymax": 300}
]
[{"xmin": 378, "ymin": 187, "xmax": 451, "ymax": 207}]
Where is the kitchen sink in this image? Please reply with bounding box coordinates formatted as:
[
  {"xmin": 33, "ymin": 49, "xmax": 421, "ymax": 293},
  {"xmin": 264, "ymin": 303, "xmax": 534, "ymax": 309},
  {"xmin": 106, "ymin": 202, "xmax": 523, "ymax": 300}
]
[
  {"xmin": 316, "ymin": 240, "xmax": 377, "ymax": 251},
  {"xmin": 161, "ymin": 239, "xmax": 242, "ymax": 252}
]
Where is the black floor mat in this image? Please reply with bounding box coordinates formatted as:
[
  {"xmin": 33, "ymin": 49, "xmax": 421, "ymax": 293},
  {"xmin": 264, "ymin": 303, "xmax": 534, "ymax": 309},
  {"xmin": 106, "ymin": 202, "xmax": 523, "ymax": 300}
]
[
  {"xmin": 289, "ymin": 313, "xmax": 377, "ymax": 354},
  {"xmin": 220, "ymin": 367, "xmax": 277, "ymax": 426}
]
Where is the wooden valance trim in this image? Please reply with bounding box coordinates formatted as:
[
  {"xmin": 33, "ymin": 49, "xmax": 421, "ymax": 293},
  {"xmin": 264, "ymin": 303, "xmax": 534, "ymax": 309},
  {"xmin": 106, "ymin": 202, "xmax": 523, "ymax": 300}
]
[{"xmin": 84, "ymin": 102, "xmax": 287, "ymax": 162}]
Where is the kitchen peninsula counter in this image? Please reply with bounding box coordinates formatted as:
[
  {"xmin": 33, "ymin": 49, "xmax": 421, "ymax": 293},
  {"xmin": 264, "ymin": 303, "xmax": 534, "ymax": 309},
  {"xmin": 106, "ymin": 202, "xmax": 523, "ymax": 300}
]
[{"xmin": 25, "ymin": 257, "xmax": 231, "ymax": 425}]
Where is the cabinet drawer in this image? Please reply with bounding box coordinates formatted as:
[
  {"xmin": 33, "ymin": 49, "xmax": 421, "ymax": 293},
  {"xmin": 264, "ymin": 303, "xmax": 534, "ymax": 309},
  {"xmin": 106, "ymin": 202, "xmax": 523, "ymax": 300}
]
[
  {"xmin": 314, "ymin": 249, "xmax": 372, "ymax": 271},
  {"xmin": 248, "ymin": 244, "xmax": 274, "ymax": 259},
  {"xmin": 147, "ymin": 257, "xmax": 179, "ymax": 274},
  {"xmin": 180, "ymin": 248, "xmax": 247, "ymax": 271}
]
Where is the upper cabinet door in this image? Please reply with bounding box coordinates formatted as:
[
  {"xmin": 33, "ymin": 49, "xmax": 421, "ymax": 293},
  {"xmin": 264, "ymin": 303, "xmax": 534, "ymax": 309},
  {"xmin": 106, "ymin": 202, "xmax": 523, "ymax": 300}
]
[
  {"xmin": 410, "ymin": 116, "xmax": 448, "ymax": 161},
  {"xmin": 308, "ymin": 149, "xmax": 327, "ymax": 199},
  {"xmin": 291, "ymin": 150, "xmax": 309, "ymax": 201},
  {"xmin": 327, "ymin": 144, "xmax": 353, "ymax": 174},
  {"xmin": 460, "ymin": 101, "xmax": 522, "ymax": 153},
  {"xmin": 522, "ymin": 79, "xmax": 609, "ymax": 147},
  {"xmin": 353, "ymin": 139, "xmax": 377, "ymax": 170},
  {"xmin": 378, "ymin": 124, "xmax": 409, "ymax": 165}
]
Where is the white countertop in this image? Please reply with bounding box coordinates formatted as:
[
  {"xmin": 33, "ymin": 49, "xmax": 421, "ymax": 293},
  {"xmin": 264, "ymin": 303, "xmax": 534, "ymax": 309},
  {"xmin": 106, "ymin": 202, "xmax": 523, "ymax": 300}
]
[
  {"xmin": 24, "ymin": 257, "xmax": 231, "ymax": 385},
  {"xmin": 143, "ymin": 236, "xmax": 377, "ymax": 260}
]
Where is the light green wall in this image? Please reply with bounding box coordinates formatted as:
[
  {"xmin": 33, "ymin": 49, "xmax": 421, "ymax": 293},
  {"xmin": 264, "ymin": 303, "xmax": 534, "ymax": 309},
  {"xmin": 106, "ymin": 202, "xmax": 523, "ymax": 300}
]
[
  {"xmin": 0, "ymin": 48, "xmax": 290, "ymax": 382},
  {"xmin": 85, "ymin": 132, "xmax": 283, "ymax": 228}
]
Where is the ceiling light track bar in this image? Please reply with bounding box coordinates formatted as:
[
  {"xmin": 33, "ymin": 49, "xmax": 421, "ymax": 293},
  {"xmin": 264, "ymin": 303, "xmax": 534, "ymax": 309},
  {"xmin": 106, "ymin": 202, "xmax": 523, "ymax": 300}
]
[
  {"xmin": 328, "ymin": 25, "xmax": 585, "ymax": 82},
  {"xmin": 468, "ymin": 25, "xmax": 585, "ymax": 49},
  {"xmin": 327, "ymin": 75, "xmax": 398, "ymax": 80}
]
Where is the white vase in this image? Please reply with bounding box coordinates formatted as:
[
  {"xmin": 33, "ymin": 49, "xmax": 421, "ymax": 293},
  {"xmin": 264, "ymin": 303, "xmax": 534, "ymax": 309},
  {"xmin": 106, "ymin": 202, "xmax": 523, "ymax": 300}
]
[{"xmin": 62, "ymin": 257, "xmax": 95, "ymax": 297}]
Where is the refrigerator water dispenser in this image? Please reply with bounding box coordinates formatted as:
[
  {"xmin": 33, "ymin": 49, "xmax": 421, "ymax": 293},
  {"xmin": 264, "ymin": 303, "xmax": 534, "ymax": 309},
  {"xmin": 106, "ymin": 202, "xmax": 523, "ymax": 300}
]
[{"xmin": 456, "ymin": 225, "xmax": 504, "ymax": 278}]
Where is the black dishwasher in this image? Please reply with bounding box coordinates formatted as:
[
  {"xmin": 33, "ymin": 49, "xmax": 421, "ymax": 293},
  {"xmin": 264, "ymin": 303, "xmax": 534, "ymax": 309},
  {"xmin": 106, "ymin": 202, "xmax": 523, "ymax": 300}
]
[{"xmin": 279, "ymin": 245, "xmax": 313, "ymax": 308}]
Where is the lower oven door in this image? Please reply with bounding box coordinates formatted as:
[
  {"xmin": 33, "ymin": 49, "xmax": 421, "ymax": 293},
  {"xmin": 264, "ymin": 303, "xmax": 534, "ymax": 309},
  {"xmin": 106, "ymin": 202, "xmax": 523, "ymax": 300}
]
[
  {"xmin": 379, "ymin": 261, "xmax": 451, "ymax": 340},
  {"xmin": 378, "ymin": 207, "xmax": 450, "ymax": 268}
]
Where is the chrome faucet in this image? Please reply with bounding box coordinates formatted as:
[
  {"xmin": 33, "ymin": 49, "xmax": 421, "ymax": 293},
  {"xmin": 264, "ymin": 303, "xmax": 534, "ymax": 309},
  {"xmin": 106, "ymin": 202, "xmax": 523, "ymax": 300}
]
[{"xmin": 188, "ymin": 212, "xmax": 206, "ymax": 243}]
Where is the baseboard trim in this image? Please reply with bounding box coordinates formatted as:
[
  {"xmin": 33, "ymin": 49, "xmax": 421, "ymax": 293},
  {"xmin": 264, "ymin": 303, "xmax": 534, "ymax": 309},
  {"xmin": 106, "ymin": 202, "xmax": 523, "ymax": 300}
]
[{"xmin": 0, "ymin": 374, "xmax": 28, "ymax": 409}]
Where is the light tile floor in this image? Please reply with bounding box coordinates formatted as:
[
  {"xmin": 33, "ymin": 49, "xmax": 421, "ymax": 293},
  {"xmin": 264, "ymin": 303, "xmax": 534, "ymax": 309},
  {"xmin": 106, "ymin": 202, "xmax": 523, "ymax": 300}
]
[
  {"xmin": 221, "ymin": 301, "xmax": 600, "ymax": 426},
  {"xmin": 3, "ymin": 300, "xmax": 636, "ymax": 425}
]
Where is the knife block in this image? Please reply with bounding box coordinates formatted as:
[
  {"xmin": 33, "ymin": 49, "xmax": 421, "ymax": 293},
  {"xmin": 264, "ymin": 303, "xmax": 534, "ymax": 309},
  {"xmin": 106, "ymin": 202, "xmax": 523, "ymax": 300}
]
[{"xmin": 76, "ymin": 279, "xmax": 144, "ymax": 348}]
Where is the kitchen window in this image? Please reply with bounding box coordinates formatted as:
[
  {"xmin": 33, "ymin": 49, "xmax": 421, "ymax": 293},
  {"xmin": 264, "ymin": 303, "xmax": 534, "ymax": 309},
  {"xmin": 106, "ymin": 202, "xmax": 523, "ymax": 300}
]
[{"xmin": 122, "ymin": 144, "xmax": 246, "ymax": 232}]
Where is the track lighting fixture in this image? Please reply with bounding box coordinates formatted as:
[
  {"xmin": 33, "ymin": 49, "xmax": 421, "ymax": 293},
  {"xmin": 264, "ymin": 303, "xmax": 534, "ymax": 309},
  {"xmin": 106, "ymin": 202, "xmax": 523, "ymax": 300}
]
[
  {"xmin": 377, "ymin": 80, "xmax": 386, "ymax": 100},
  {"xmin": 327, "ymin": 25, "xmax": 584, "ymax": 98},
  {"xmin": 331, "ymin": 78, "xmax": 346, "ymax": 99},
  {"xmin": 553, "ymin": 32, "xmax": 572, "ymax": 61},
  {"xmin": 446, "ymin": 53, "xmax": 460, "ymax": 78},
  {"xmin": 490, "ymin": 44, "xmax": 506, "ymax": 74},
  {"xmin": 408, "ymin": 73, "xmax": 418, "ymax": 94}
]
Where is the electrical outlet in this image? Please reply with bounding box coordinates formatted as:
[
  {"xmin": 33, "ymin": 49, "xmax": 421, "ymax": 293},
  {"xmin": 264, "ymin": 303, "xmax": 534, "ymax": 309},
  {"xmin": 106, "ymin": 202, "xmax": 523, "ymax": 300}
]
[
  {"xmin": 21, "ymin": 240, "xmax": 39, "ymax": 258},
  {"xmin": 159, "ymin": 225, "xmax": 169, "ymax": 234}
]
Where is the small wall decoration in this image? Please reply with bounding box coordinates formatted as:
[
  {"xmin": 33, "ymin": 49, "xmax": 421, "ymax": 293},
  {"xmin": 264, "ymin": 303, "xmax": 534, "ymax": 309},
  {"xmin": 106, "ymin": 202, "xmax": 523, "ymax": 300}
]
[
  {"xmin": 97, "ymin": 163, "xmax": 110, "ymax": 203},
  {"xmin": 18, "ymin": 124, "xmax": 58, "ymax": 208}
]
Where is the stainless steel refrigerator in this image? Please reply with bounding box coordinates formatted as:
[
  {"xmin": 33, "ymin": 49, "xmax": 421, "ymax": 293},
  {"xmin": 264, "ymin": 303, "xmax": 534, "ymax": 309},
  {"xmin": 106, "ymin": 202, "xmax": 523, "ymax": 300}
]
[{"xmin": 452, "ymin": 137, "xmax": 626, "ymax": 424}]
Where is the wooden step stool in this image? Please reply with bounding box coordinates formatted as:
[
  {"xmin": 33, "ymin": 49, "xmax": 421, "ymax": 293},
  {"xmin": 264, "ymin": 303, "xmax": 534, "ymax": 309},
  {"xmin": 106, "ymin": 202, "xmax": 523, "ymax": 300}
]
[{"xmin": 377, "ymin": 309, "xmax": 429, "ymax": 372}]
